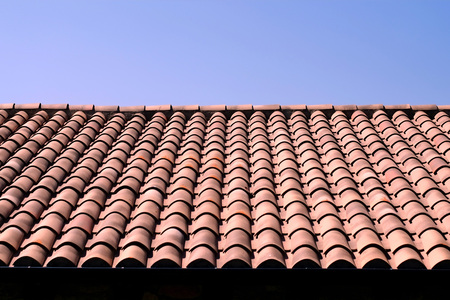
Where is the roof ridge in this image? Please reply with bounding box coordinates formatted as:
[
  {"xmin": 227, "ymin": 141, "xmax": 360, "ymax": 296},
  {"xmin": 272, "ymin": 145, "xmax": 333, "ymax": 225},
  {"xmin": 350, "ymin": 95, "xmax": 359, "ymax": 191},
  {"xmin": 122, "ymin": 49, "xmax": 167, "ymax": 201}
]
[{"xmin": 0, "ymin": 103, "xmax": 444, "ymax": 114}]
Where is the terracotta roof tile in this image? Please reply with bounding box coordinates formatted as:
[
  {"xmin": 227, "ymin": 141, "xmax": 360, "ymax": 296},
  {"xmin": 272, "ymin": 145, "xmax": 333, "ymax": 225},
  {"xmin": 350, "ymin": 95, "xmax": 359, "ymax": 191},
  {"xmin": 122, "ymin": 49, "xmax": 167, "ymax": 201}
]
[
  {"xmin": 0, "ymin": 103, "xmax": 14, "ymax": 110},
  {"xmin": 227, "ymin": 104, "xmax": 254, "ymax": 111},
  {"xmin": 253, "ymin": 104, "xmax": 281, "ymax": 111},
  {"xmin": 1, "ymin": 103, "xmax": 450, "ymax": 270},
  {"xmin": 69, "ymin": 104, "xmax": 94, "ymax": 111},
  {"xmin": 14, "ymin": 103, "xmax": 41, "ymax": 110}
]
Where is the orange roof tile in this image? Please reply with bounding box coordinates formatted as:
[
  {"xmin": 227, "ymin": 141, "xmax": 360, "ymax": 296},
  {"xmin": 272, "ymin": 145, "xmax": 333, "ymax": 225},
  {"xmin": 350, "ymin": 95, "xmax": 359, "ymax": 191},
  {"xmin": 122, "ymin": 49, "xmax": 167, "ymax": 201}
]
[{"xmin": 1, "ymin": 103, "xmax": 450, "ymax": 269}]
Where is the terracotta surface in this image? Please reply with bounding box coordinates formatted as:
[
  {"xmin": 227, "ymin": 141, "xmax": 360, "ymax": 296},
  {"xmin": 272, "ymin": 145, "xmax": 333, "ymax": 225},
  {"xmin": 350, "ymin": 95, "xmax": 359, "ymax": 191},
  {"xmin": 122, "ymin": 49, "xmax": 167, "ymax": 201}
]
[{"xmin": 0, "ymin": 103, "xmax": 450, "ymax": 269}]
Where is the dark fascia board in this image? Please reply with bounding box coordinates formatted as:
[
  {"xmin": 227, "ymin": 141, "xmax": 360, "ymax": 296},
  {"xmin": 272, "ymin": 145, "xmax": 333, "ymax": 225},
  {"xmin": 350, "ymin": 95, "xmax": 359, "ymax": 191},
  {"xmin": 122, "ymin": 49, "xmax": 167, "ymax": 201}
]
[{"xmin": 1, "ymin": 267, "xmax": 448, "ymax": 286}]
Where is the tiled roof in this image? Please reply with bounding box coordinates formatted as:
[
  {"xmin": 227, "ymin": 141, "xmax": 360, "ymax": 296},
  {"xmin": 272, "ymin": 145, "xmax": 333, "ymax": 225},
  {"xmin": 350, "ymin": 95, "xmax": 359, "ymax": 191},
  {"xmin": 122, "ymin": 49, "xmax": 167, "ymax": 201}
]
[{"xmin": 1, "ymin": 102, "xmax": 450, "ymax": 269}]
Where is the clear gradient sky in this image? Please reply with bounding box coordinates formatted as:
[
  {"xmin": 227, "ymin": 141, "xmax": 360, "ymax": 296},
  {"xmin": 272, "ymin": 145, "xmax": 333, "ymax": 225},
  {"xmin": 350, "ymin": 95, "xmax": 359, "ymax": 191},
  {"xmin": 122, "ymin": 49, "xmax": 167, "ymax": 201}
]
[{"xmin": 1, "ymin": 1, "xmax": 449, "ymax": 107}]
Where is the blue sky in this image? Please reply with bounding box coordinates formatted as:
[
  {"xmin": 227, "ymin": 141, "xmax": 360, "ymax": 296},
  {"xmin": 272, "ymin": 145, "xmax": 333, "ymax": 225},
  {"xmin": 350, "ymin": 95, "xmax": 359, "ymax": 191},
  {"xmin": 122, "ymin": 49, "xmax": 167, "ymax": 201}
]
[{"xmin": 1, "ymin": 1, "xmax": 449, "ymax": 107}]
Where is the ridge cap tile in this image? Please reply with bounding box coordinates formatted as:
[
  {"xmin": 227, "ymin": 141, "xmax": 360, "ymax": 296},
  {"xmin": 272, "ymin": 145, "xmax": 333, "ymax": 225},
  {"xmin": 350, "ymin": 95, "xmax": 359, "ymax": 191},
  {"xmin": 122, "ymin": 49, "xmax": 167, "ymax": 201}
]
[
  {"xmin": 41, "ymin": 103, "xmax": 69, "ymax": 110},
  {"xmin": 411, "ymin": 104, "xmax": 438, "ymax": 111},
  {"xmin": 200, "ymin": 105, "xmax": 226, "ymax": 111},
  {"xmin": 253, "ymin": 104, "xmax": 281, "ymax": 111},
  {"xmin": 357, "ymin": 104, "xmax": 384, "ymax": 110},
  {"xmin": 119, "ymin": 105, "xmax": 145, "ymax": 112},
  {"xmin": 281, "ymin": 104, "xmax": 307, "ymax": 110},
  {"xmin": 227, "ymin": 104, "xmax": 253, "ymax": 111},
  {"xmin": 385, "ymin": 104, "xmax": 412, "ymax": 110},
  {"xmin": 15, "ymin": 103, "xmax": 41, "ymax": 110},
  {"xmin": 307, "ymin": 104, "xmax": 334, "ymax": 111},
  {"xmin": 334, "ymin": 104, "xmax": 357, "ymax": 111},
  {"xmin": 145, "ymin": 104, "xmax": 172, "ymax": 111},
  {"xmin": 68, "ymin": 104, "xmax": 94, "ymax": 111},
  {"xmin": 173, "ymin": 105, "xmax": 199, "ymax": 111},
  {"xmin": 0, "ymin": 103, "xmax": 15, "ymax": 110},
  {"xmin": 95, "ymin": 105, "xmax": 119, "ymax": 112}
]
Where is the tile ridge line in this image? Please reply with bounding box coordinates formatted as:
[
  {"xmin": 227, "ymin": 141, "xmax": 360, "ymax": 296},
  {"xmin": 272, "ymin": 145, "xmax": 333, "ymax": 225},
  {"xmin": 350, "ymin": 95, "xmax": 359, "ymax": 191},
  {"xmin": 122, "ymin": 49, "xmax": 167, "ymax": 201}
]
[{"xmin": 0, "ymin": 103, "xmax": 446, "ymax": 114}]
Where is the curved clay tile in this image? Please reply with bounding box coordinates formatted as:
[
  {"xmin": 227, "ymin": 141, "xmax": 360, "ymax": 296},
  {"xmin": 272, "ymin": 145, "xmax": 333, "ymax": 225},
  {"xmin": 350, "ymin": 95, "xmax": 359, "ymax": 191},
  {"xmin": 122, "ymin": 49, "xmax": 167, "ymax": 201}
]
[
  {"xmin": 289, "ymin": 225, "xmax": 317, "ymax": 252},
  {"xmin": 387, "ymin": 229, "xmax": 418, "ymax": 256},
  {"xmin": 127, "ymin": 214, "xmax": 157, "ymax": 239},
  {"xmin": 223, "ymin": 228, "xmax": 252, "ymax": 253},
  {"xmin": 324, "ymin": 247, "xmax": 355, "ymax": 269},
  {"xmin": 410, "ymin": 214, "xmax": 437, "ymax": 237},
  {"xmin": 107, "ymin": 189, "xmax": 136, "ymax": 208},
  {"xmin": 255, "ymin": 228, "xmax": 284, "ymax": 253},
  {"xmin": 275, "ymin": 142, "xmax": 296, "ymax": 158},
  {"xmin": 249, "ymin": 113, "xmax": 266, "ymax": 125},
  {"xmin": 226, "ymin": 167, "xmax": 250, "ymax": 185},
  {"xmin": 34, "ymin": 212, "xmax": 66, "ymax": 234},
  {"xmin": 220, "ymin": 246, "xmax": 252, "ymax": 268},
  {"xmin": 158, "ymin": 216, "xmax": 189, "ymax": 239},
  {"xmin": 163, "ymin": 201, "xmax": 192, "ymax": 221},
  {"xmin": 81, "ymin": 244, "xmax": 116, "ymax": 267},
  {"xmin": 420, "ymin": 228, "xmax": 449, "ymax": 256},
  {"xmin": 114, "ymin": 244, "xmax": 148, "ymax": 268},
  {"xmin": 13, "ymin": 244, "xmax": 47, "ymax": 266},
  {"xmin": 115, "ymin": 176, "xmax": 142, "ymax": 194},
  {"xmin": 199, "ymin": 172, "xmax": 223, "ymax": 188},
  {"xmin": 137, "ymin": 185, "xmax": 164, "ymax": 207},
  {"xmin": 313, "ymin": 200, "xmax": 340, "ymax": 223},
  {"xmin": 166, "ymin": 190, "xmax": 193, "ymax": 209},
  {"xmin": 18, "ymin": 200, "xmax": 46, "ymax": 221},
  {"xmin": 252, "ymin": 179, "xmax": 275, "ymax": 195},
  {"xmin": 254, "ymin": 214, "xmax": 281, "ymax": 236},
  {"xmin": 291, "ymin": 246, "xmax": 321, "ymax": 269},
  {"xmin": 225, "ymin": 184, "xmax": 250, "ymax": 203},
  {"xmin": 0, "ymin": 227, "xmax": 25, "ymax": 252},
  {"xmin": 186, "ymin": 246, "xmax": 216, "ymax": 268},
  {"xmin": 228, "ymin": 149, "xmax": 249, "ymax": 169},
  {"xmin": 0, "ymin": 188, "xmax": 24, "ymax": 215},
  {"xmin": 279, "ymin": 174, "xmax": 302, "ymax": 193},
  {"xmin": 22, "ymin": 227, "xmax": 57, "ymax": 253},
  {"xmin": 354, "ymin": 228, "xmax": 385, "ymax": 256},
  {"xmin": 428, "ymin": 246, "xmax": 450, "ymax": 269},
  {"xmin": 347, "ymin": 207, "xmax": 375, "ymax": 235},
  {"xmin": 358, "ymin": 248, "xmax": 390, "ymax": 269},
  {"xmin": 88, "ymin": 228, "xmax": 122, "ymax": 253},
  {"xmin": 188, "ymin": 230, "xmax": 218, "ymax": 254},
  {"xmin": 65, "ymin": 214, "xmax": 95, "ymax": 237},
  {"xmin": 43, "ymin": 201, "xmax": 73, "ymax": 221},
  {"xmin": 0, "ymin": 244, "xmax": 14, "ymax": 266},
  {"xmin": 191, "ymin": 213, "xmax": 219, "ymax": 235},
  {"xmin": 2, "ymin": 212, "xmax": 35, "ymax": 235},
  {"xmin": 230, "ymin": 109, "xmax": 248, "ymax": 120},
  {"xmin": 150, "ymin": 245, "xmax": 182, "ymax": 268},
  {"xmin": 52, "ymin": 188, "xmax": 79, "ymax": 208},
  {"xmin": 255, "ymin": 246, "xmax": 286, "ymax": 268},
  {"xmin": 0, "ymin": 109, "xmax": 8, "ymax": 125},
  {"xmin": 435, "ymin": 111, "xmax": 450, "ymax": 131},
  {"xmin": 194, "ymin": 188, "xmax": 221, "ymax": 209},
  {"xmin": 26, "ymin": 188, "xmax": 53, "ymax": 206},
  {"xmin": 271, "ymin": 125, "xmax": 290, "ymax": 138},
  {"xmin": 284, "ymin": 200, "xmax": 309, "ymax": 222},
  {"xmin": 393, "ymin": 247, "xmax": 425, "ymax": 269},
  {"xmin": 281, "ymin": 190, "xmax": 306, "ymax": 209},
  {"xmin": 224, "ymin": 201, "xmax": 251, "ymax": 223},
  {"xmin": 95, "ymin": 212, "xmax": 128, "ymax": 235},
  {"xmin": 143, "ymin": 177, "xmax": 170, "ymax": 196}
]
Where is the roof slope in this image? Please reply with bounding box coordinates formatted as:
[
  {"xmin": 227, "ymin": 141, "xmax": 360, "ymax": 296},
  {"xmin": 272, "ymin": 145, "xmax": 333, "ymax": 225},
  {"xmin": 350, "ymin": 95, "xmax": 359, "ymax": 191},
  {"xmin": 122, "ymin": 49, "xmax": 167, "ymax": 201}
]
[{"xmin": 0, "ymin": 103, "xmax": 450, "ymax": 269}]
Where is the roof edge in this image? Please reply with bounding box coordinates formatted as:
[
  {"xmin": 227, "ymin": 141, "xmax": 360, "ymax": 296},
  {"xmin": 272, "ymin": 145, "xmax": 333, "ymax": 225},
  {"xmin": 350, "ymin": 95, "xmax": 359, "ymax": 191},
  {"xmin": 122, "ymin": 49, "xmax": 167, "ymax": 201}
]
[{"xmin": 0, "ymin": 103, "xmax": 445, "ymax": 120}]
